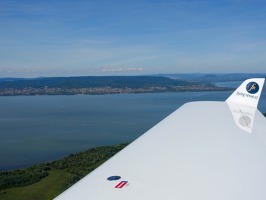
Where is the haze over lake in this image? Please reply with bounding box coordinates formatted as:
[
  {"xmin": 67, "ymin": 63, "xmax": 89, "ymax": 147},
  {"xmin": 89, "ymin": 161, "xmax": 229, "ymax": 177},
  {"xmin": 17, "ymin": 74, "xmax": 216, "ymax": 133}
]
[{"xmin": 1, "ymin": 84, "xmax": 266, "ymax": 171}]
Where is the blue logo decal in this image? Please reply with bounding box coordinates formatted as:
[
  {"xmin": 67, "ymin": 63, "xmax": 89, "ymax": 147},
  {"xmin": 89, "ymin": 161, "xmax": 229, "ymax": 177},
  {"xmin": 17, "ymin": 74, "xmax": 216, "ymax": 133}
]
[
  {"xmin": 107, "ymin": 176, "xmax": 121, "ymax": 181},
  {"xmin": 246, "ymin": 82, "xmax": 259, "ymax": 94}
]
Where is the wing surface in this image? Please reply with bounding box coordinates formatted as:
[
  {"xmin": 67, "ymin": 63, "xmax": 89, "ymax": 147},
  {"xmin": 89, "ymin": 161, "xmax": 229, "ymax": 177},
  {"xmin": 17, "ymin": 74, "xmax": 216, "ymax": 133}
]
[{"xmin": 55, "ymin": 78, "xmax": 266, "ymax": 200}]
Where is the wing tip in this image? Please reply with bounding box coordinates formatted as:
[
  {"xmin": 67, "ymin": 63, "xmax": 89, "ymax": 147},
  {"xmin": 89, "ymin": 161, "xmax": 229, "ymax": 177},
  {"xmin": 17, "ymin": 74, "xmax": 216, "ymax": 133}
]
[{"xmin": 226, "ymin": 78, "xmax": 265, "ymax": 108}]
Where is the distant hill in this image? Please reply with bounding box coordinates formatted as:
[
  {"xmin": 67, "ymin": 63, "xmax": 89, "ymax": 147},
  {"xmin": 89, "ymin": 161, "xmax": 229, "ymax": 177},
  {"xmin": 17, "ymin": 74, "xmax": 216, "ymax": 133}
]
[
  {"xmin": 0, "ymin": 76, "xmax": 193, "ymax": 89},
  {"xmin": 160, "ymin": 73, "xmax": 266, "ymax": 82}
]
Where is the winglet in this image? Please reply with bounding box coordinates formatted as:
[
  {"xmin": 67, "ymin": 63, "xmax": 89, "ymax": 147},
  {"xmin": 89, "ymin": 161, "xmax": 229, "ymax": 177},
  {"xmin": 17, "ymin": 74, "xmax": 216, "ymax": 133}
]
[{"xmin": 226, "ymin": 78, "xmax": 265, "ymax": 108}]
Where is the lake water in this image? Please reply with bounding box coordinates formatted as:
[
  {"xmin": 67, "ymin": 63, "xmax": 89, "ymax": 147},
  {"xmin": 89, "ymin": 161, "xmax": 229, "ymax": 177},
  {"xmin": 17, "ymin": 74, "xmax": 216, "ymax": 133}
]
[{"xmin": 1, "ymin": 84, "xmax": 266, "ymax": 171}]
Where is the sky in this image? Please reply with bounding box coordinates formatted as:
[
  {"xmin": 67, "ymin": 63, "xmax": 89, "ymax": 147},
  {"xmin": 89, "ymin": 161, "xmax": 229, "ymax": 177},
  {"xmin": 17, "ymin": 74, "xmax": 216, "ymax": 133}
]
[{"xmin": 0, "ymin": 0, "xmax": 266, "ymax": 77}]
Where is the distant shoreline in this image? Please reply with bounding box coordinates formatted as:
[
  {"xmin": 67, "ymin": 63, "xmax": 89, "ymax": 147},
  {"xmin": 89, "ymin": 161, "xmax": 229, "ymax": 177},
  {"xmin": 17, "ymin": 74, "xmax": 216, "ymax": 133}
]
[{"xmin": 3, "ymin": 73, "xmax": 266, "ymax": 96}]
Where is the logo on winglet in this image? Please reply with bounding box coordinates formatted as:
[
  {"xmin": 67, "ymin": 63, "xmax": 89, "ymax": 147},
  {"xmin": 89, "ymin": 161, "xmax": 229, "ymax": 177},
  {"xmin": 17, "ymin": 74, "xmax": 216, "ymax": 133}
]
[{"xmin": 246, "ymin": 82, "xmax": 259, "ymax": 94}]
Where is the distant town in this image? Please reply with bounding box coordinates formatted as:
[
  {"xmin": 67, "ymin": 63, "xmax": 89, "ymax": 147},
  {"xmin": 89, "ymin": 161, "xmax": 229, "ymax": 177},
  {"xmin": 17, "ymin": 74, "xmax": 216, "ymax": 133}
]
[{"xmin": 0, "ymin": 85, "xmax": 232, "ymax": 96}]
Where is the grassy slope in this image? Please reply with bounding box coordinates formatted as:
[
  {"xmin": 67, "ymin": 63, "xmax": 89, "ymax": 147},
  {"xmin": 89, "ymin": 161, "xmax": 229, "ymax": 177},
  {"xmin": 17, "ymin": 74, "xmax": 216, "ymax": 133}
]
[{"xmin": 0, "ymin": 170, "xmax": 73, "ymax": 200}]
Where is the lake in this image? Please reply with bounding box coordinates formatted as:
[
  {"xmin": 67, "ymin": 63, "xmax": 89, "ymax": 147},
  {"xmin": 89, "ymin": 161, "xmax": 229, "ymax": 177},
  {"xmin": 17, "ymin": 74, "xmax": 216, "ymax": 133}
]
[{"xmin": 1, "ymin": 84, "xmax": 266, "ymax": 171}]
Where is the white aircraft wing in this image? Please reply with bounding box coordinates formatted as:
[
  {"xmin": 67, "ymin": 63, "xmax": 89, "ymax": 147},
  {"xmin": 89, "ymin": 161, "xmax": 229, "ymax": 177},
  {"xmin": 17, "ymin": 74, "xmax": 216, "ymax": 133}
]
[{"xmin": 55, "ymin": 78, "xmax": 266, "ymax": 200}]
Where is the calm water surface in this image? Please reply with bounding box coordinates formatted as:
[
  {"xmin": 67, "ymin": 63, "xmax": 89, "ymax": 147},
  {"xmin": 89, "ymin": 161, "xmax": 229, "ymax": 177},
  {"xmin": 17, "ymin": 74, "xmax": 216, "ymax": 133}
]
[{"xmin": 1, "ymin": 87, "xmax": 266, "ymax": 171}]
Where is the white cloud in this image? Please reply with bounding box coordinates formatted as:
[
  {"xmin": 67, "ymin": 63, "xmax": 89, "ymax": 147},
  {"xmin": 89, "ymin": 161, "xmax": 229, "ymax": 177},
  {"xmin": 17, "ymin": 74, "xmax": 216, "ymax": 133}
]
[{"xmin": 100, "ymin": 67, "xmax": 143, "ymax": 72}]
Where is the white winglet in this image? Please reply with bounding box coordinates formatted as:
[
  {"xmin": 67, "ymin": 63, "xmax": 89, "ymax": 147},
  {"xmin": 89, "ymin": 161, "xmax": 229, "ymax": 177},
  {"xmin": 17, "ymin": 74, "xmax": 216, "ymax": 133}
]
[{"xmin": 226, "ymin": 78, "xmax": 265, "ymax": 108}]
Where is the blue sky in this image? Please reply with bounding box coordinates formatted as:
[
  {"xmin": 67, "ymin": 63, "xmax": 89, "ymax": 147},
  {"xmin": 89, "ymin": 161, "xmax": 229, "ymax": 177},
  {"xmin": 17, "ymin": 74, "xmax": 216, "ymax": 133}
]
[{"xmin": 0, "ymin": 0, "xmax": 266, "ymax": 77}]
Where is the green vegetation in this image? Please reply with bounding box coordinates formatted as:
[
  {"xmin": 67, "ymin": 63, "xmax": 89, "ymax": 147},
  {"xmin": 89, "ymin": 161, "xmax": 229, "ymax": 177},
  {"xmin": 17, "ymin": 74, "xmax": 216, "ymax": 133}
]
[
  {"xmin": 0, "ymin": 143, "xmax": 128, "ymax": 200},
  {"xmin": 0, "ymin": 165, "xmax": 48, "ymax": 190}
]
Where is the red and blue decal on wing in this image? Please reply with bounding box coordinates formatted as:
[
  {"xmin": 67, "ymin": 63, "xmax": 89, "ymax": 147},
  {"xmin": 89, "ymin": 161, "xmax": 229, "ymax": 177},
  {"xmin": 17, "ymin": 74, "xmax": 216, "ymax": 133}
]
[{"xmin": 115, "ymin": 181, "xmax": 128, "ymax": 189}]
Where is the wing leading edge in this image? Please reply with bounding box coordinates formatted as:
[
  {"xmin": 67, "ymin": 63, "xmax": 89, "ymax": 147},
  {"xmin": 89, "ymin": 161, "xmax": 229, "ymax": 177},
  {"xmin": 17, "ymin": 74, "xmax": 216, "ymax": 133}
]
[{"xmin": 55, "ymin": 78, "xmax": 266, "ymax": 200}]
